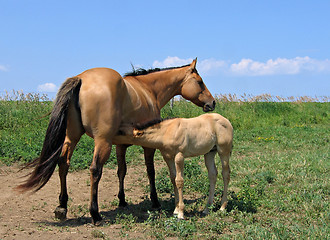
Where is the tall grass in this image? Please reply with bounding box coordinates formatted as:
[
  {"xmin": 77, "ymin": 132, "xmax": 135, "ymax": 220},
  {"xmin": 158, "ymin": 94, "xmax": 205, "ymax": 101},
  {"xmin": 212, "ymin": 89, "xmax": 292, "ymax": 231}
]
[{"xmin": 0, "ymin": 91, "xmax": 329, "ymax": 238}]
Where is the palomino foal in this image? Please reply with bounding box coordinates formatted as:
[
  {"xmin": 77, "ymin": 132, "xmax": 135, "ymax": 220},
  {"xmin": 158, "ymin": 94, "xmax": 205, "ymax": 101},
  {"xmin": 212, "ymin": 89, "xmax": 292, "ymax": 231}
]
[{"xmin": 114, "ymin": 113, "xmax": 233, "ymax": 219}]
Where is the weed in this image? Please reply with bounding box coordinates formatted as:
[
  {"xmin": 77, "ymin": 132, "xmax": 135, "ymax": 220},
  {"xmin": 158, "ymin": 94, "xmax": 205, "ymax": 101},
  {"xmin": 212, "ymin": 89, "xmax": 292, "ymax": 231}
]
[
  {"xmin": 115, "ymin": 213, "xmax": 137, "ymax": 230},
  {"xmin": 91, "ymin": 229, "xmax": 108, "ymax": 239},
  {"xmin": 70, "ymin": 204, "xmax": 89, "ymax": 218},
  {"xmin": 164, "ymin": 217, "xmax": 198, "ymax": 238},
  {"xmin": 109, "ymin": 198, "xmax": 119, "ymax": 207}
]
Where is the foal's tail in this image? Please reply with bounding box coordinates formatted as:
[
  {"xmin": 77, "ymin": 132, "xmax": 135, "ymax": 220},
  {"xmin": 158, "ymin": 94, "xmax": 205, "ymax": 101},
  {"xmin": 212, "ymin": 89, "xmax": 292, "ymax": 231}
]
[{"xmin": 16, "ymin": 77, "xmax": 82, "ymax": 192}]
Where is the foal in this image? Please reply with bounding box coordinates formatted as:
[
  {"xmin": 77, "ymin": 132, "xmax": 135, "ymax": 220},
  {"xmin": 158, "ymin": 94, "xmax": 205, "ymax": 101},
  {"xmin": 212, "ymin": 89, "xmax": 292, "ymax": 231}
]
[{"xmin": 114, "ymin": 113, "xmax": 233, "ymax": 219}]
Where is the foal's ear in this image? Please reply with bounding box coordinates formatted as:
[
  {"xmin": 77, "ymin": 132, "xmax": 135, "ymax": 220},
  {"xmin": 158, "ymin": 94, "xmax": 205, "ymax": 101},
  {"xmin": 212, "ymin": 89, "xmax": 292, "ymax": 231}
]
[
  {"xmin": 133, "ymin": 129, "xmax": 144, "ymax": 137},
  {"xmin": 189, "ymin": 58, "xmax": 197, "ymax": 71}
]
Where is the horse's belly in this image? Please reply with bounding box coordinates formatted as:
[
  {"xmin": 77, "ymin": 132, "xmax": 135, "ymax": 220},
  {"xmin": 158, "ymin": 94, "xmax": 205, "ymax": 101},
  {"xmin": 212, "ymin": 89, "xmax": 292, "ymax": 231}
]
[{"xmin": 182, "ymin": 140, "xmax": 216, "ymax": 158}]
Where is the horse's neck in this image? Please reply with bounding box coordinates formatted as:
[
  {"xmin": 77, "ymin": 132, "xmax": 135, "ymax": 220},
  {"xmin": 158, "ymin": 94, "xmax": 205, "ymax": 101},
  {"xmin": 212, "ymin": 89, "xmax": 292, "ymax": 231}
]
[{"xmin": 134, "ymin": 70, "xmax": 185, "ymax": 109}]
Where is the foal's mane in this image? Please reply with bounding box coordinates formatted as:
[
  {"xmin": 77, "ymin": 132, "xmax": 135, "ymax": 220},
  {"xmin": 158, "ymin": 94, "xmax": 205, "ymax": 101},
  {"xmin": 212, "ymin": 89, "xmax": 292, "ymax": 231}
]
[
  {"xmin": 135, "ymin": 118, "xmax": 175, "ymax": 130},
  {"xmin": 124, "ymin": 64, "xmax": 190, "ymax": 77}
]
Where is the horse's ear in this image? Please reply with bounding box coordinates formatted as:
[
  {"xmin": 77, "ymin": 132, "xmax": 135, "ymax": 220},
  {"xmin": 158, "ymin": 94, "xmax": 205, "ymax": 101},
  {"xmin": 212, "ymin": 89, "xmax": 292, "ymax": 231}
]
[
  {"xmin": 133, "ymin": 129, "xmax": 144, "ymax": 137},
  {"xmin": 189, "ymin": 58, "xmax": 197, "ymax": 71}
]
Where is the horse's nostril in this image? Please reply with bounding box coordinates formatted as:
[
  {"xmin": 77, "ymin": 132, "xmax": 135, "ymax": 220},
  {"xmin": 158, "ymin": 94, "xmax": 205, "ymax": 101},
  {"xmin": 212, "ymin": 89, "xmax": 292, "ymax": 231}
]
[{"xmin": 212, "ymin": 100, "xmax": 216, "ymax": 108}]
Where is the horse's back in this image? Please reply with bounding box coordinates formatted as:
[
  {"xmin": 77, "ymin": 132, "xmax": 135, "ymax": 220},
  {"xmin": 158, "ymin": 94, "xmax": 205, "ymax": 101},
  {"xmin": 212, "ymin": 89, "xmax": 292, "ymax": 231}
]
[{"xmin": 78, "ymin": 68, "xmax": 124, "ymax": 88}]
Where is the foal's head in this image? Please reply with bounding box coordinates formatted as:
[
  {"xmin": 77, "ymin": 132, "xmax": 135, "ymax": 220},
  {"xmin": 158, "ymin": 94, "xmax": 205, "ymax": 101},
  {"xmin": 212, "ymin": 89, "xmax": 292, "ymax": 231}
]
[{"xmin": 180, "ymin": 59, "xmax": 215, "ymax": 112}]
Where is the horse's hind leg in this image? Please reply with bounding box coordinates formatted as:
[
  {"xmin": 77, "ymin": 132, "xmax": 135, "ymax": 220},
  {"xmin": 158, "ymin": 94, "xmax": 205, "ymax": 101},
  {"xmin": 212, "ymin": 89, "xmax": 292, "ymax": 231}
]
[
  {"xmin": 89, "ymin": 138, "xmax": 112, "ymax": 225},
  {"xmin": 55, "ymin": 134, "xmax": 83, "ymax": 220},
  {"xmin": 54, "ymin": 137, "xmax": 78, "ymax": 220},
  {"xmin": 219, "ymin": 152, "xmax": 231, "ymax": 211},
  {"xmin": 203, "ymin": 151, "xmax": 218, "ymax": 215},
  {"xmin": 55, "ymin": 103, "xmax": 84, "ymax": 220}
]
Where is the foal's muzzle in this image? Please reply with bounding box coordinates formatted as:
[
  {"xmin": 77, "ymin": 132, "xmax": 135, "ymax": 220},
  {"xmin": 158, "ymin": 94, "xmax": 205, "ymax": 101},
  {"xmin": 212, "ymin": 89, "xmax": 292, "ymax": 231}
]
[{"xmin": 203, "ymin": 100, "xmax": 216, "ymax": 112}]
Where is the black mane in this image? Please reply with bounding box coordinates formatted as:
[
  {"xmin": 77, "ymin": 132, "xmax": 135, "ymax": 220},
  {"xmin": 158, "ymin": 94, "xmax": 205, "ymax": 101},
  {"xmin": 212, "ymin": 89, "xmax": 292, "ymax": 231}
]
[
  {"xmin": 135, "ymin": 117, "xmax": 175, "ymax": 130},
  {"xmin": 124, "ymin": 64, "xmax": 190, "ymax": 77}
]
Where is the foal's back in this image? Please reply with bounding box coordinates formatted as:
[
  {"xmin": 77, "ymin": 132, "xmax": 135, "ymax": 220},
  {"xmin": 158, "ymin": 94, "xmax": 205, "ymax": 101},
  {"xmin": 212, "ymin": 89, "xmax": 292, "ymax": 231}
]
[{"xmin": 170, "ymin": 113, "xmax": 233, "ymax": 157}]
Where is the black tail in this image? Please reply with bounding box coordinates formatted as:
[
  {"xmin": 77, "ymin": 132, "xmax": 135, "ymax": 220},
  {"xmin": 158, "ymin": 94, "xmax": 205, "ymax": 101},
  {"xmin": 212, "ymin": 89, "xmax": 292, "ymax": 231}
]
[{"xmin": 16, "ymin": 77, "xmax": 82, "ymax": 192}]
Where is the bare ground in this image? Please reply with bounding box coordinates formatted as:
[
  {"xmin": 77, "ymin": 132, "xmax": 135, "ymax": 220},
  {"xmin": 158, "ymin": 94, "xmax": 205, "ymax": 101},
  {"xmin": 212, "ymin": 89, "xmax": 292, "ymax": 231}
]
[{"xmin": 0, "ymin": 163, "xmax": 165, "ymax": 240}]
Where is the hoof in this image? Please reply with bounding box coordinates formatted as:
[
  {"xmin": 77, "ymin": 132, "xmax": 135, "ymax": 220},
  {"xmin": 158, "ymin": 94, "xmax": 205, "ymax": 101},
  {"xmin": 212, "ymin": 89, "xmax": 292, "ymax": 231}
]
[
  {"xmin": 202, "ymin": 206, "xmax": 211, "ymax": 215},
  {"xmin": 92, "ymin": 219, "xmax": 104, "ymax": 226},
  {"xmin": 151, "ymin": 202, "xmax": 161, "ymax": 210},
  {"xmin": 119, "ymin": 205, "xmax": 130, "ymax": 210},
  {"xmin": 202, "ymin": 209, "xmax": 209, "ymax": 216},
  {"xmin": 151, "ymin": 204, "xmax": 161, "ymax": 211},
  {"xmin": 173, "ymin": 211, "xmax": 185, "ymax": 220},
  {"xmin": 91, "ymin": 213, "xmax": 103, "ymax": 226},
  {"xmin": 54, "ymin": 207, "xmax": 67, "ymax": 220},
  {"xmin": 119, "ymin": 201, "xmax": 128, "ymax": 208}
]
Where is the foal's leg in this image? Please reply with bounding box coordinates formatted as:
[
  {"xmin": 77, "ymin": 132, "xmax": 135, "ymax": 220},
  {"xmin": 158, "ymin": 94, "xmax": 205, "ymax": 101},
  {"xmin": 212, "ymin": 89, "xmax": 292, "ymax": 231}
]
[
  {"xmin": 163, "ymin": 155, "xmax": 179, "ymax": 215},
  {"xmin": 116, "ymin": 144, "xmax": 130, "ymax": 207},
  {"xmin": 89, "ymin": 139, "xmax": 112, "ymax": 225},
  {"xmin": 219, "ymin": 152, "xmax": 230, "ymax": 211},
  {"xmin": 143, "ymin": 147, "xmax": 160, "ymax": 209},
  {"xmin": 174, "ymin": 153, "xmax": 185, "ymax": 219},
  {"xmin": 203, "ymin": 151, "xmax": 218, "ymax": 215}
]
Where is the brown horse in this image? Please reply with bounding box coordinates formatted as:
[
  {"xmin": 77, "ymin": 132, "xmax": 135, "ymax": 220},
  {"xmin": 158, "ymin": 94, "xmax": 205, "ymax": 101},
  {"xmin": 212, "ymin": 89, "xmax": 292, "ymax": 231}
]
[{"xmin": 16, "ymin": 59, "xmax": 215, "ymax": 225}]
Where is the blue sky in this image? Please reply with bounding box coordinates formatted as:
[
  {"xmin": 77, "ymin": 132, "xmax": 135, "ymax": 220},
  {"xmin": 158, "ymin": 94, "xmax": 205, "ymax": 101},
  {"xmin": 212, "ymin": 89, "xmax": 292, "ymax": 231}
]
[{"xmin": 1, "ymin": 0, "xmax": 329, "ymax": 99}]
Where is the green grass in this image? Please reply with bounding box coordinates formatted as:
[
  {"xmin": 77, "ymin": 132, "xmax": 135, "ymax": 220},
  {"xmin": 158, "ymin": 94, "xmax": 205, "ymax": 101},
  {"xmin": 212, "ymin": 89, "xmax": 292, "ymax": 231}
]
[{"xmin": 0, "ymin": 93, "xmax": 329, "ymax": 239}]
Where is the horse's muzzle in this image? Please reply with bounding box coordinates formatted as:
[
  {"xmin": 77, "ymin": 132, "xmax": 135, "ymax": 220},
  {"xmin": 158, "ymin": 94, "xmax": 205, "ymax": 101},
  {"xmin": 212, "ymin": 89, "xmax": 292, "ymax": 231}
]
[{"xmin": 203, "ymin": 100, "xmax": 216, "ymax": 112}]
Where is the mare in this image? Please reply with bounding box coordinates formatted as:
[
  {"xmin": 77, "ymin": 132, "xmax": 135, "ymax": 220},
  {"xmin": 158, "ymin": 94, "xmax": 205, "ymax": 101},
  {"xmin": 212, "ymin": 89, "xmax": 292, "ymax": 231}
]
[
  {"xmin": 16, "ymin": 59, "xmax": 215, "ymax": 225},
  {"xmin": 114, "ymin": 113, "xmax": 233, "ymax": 219}
]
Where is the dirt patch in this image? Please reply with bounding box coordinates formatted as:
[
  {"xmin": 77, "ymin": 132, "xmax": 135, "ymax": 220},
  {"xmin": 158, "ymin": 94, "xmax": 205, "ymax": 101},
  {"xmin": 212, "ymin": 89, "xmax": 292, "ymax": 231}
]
[{"xmin": 0, "ymin": 163, "xmax": 160, "ymax": 240}]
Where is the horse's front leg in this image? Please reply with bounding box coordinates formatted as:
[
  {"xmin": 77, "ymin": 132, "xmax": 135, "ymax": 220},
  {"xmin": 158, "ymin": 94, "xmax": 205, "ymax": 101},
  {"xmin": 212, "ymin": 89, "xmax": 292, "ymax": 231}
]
[
  {"xmin": 174, "ymin": 153, "xmax": 185, "ymax": 219},
  {"xmin": 143, "ymin": 147, "xmax": 161, "ymax": 209},
  {"xmin": 116, "ymin": 144, "xmax": 130, "ymax": 207},
  {"xmin": 89, "ymin": 139, "xmax": 111, "ymax": 225},
  {"xmin": 203, "ymin": 151, "xmax": 218, "ymax": 215}
]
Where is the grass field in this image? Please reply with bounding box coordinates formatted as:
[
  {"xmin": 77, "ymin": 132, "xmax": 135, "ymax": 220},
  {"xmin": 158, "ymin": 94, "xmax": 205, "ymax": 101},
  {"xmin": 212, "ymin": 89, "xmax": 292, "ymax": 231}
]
[{"xmin": 0, "ymin": 92, "xmax": 329, "ymax": 239}]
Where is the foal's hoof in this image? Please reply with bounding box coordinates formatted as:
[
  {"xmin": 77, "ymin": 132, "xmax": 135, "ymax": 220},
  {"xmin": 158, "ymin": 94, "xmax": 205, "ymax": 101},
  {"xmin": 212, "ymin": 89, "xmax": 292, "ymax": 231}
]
[
  {"xmin": 202, "ymin": 210, "xmax": 209, "ymax": 216},
  {"xmin": 54, "ymin": 207, "xmax": 67, "ymax": 220},
  {"xmin": 202, "ymin": 207, "xmax": 211, "ymax": 215},
  {"xmin": 173, "ymin": 211, "xmax": 184, "ymax": 220}
]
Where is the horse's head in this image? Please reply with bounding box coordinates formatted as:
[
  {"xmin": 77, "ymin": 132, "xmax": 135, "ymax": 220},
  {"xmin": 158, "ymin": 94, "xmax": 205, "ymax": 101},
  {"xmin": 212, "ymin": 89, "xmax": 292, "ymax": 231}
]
[{"xmin": 180, "ymin": 58, "xmax": 215, "ymax": 112}]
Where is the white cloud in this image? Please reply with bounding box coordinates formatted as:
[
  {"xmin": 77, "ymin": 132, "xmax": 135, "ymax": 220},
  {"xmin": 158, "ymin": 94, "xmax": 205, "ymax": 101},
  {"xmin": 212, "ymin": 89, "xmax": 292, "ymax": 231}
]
[
  {"xmin": 152, "ymin": 56, "xmax": 330, "ymax": 77},
  {"xmin": 152, "ymin": 56, "xmax": 227, "ymax": 75},
  {"xmin": 198, "ymin": 58, "xmax": 227, "ymax": 75},
  {"xmin": 229, "ymin": 57, "xmax": 330, "ymax": 76},
  {"xmin": 37, "ymin": 83, "xmax": 58, "ymax": 92},
  {"xmin": 0, "ymin": 65, "xmax": 9, "ymax": 71},
  {"xmin": 152, "ymin": 56, "xmax": 193, "ymax": 68}
]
